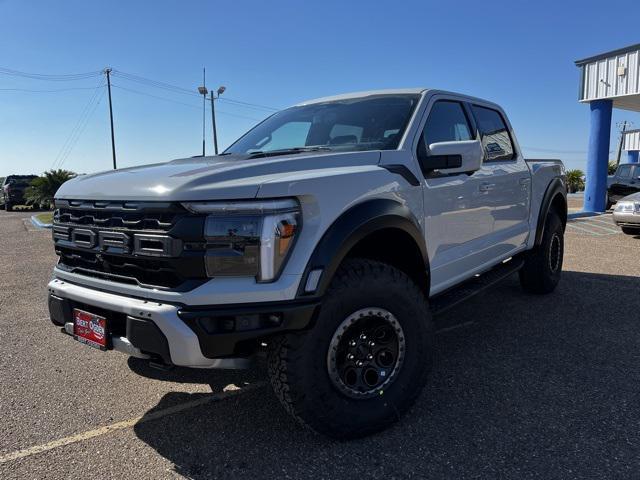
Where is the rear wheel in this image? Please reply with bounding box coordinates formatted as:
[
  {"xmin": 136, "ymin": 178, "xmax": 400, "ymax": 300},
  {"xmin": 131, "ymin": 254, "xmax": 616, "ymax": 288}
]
[
  {"xmin": 267, "ymin": 259, "xmax": 433, "ymax": 439},
  {"xmin": 519, "ymin": 211, "xmax": 564, "ymax": 294},
  {"xmin": 621, "ymin": 226, "xmax": 640, "ymax": 236}
]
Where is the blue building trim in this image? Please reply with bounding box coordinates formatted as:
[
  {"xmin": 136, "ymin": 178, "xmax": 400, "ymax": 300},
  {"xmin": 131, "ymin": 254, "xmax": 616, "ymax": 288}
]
[
  {"xmin": 627, "ymin": 150, "xmax": 639, "ymax": 163},
  {"xmin": 584, "ymin": 99, "xmax": 613, "ymax": 213}
]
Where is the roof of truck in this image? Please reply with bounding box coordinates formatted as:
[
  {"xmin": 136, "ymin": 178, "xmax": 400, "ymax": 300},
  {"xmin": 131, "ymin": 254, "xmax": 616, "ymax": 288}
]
[
  {"xmin": 293, "ymin": 88, "xmax": 503, "ymax": 112},
  {"xmin": 295, "ymin": 88, "xmax": 428, "ymax": 106}
]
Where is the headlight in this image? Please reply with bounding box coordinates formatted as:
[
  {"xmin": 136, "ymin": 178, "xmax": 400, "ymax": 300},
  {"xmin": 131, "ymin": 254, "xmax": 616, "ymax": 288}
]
[
  {"xmin": 182, "ymin": 199, "xmax": 300, "ymax": 282},
  {"xmin": 614, "ymin": 201, "xmax": 638, "ymax": 213}
]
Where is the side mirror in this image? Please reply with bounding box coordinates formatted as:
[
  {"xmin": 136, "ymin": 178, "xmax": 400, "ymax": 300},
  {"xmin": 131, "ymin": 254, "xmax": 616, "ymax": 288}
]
[{"xmin": 418, "ymin": 139, "xmax": 483, "ymax": 175}]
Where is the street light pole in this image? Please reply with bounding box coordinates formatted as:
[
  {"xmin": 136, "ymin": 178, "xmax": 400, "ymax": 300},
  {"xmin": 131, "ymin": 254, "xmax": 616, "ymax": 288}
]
[
  {"xmin": 197, "ymin": 68, "xmax": 208, "ymax": 157},
  {"xmin": 104, "ymin": 68, "xmax": 117, "ymax": 169},
  {"xmin": 210, "ymin": 93, "xmax": 218, "ymax": 155},
  {"xmin": 210, "ymin": 86, "xmax": 225, "ymax": 155}
]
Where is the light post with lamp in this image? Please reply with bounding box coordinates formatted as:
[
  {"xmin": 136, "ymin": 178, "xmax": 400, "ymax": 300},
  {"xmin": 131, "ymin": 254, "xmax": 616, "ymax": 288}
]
[{"xmin": 210, "ymin": 86, "xmax": 225, "ymax": 155}]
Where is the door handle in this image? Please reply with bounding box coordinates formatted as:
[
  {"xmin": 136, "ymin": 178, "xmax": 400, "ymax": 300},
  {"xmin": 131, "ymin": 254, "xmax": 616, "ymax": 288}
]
[{"xmin": 479, "ymin": 182, "xmax": 495, "ymax": 192}]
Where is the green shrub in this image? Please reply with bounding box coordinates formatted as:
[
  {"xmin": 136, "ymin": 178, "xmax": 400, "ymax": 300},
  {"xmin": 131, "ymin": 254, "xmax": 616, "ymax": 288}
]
[
  {"xmin": 25, "ymin": 169, "xmax": 76, "ymax": 210},
  {"xmin": 566, "ymin": 169, "xmax": 585, "ymax": 193}
]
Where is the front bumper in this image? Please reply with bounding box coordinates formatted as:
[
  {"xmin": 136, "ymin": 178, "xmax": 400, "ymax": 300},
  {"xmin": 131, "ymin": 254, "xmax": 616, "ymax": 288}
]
[
  {"xmin": 47, "ymin": 277, "xmax": 319, "ymax": 368},
  {"xmin": 612, "ymin": 211, "xmax": 640, "ymax": 227}
]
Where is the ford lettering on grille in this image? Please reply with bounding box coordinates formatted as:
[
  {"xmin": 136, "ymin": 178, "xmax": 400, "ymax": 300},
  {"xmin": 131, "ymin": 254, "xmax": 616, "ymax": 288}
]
[{"xmin": 53, "ymin": 226, "xmax": 179, "ymax": 257}]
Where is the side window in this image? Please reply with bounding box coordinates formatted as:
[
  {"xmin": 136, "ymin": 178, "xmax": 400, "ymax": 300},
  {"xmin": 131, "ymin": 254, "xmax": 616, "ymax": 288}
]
[
  {"xmin": 471, "ymin": 105, "xmax": 515, "ymax": 161},
  {"xmin": 618, "ymin": 165, "xmax": 632, "ymax": 179},
  {"xmin": 422, "ymin": 101, "xmax": 472, "ymax": 146}
]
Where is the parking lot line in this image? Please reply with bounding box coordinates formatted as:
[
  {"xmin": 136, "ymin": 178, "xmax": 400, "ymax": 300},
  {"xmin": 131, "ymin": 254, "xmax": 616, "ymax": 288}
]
[
  {"xmin": 575, "ymin": 222, "xmax": 619, "ymax": 233},
  {"xmin": 566, "ymin": 223, "xmax": 609, "ymax": 235},
  {"xmin": 0, "ymin": 381, "xmax": 266, "ymax": 465}
]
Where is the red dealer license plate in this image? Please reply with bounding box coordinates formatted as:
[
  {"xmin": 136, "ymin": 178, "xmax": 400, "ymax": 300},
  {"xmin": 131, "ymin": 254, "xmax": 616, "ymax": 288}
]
[{"xmin": 73, "ymin": 309, "xmax": 108, "ymax": 350}]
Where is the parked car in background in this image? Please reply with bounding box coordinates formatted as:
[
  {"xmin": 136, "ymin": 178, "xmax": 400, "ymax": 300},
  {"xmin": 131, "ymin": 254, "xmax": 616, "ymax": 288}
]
[
  {"xmin": 612, "ymin": 191, "xmax": 640, "ymax": 236},
  {"xmin": 607, "ymin": 163, "xmax": 640, "ymax": 209},
  {"xmin": 1, "ymin": 175, "xmax": 37, "ymax": 211}
]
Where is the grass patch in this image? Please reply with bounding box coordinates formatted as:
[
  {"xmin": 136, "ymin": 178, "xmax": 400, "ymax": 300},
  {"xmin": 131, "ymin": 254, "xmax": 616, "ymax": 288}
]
[{"xmin": 35, "ymin": 212, "xmax": 53, "ymax": 224}]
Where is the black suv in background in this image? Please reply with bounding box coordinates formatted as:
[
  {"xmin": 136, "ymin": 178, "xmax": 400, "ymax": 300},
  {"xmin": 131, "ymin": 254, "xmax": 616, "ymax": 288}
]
[
  {"xmin": 608, "ymin": 163, "xmax": 640, "ymax": 208},
  {"xmin": 1, "ymin": 175, "xmax": 37, "ymax": 211}
]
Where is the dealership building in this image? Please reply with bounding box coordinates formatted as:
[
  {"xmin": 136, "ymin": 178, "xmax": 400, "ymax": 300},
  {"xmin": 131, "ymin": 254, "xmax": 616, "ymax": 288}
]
[{"xmin": 576, "ymin": 43, "xmax": 640, "ymax": 212}]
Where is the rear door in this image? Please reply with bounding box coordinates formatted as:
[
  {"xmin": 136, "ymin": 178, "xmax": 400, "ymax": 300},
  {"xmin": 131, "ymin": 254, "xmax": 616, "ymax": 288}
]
[{"xmin": 469, "ymin": 104, "xmax": 531, "ymax": 252}]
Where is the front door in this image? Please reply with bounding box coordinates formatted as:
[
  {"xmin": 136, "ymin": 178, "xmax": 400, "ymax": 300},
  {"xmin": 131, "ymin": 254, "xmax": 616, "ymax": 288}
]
[
  {"xmin": 418, "ymin": 98, "xmax": 497, "ymax": 294},
  {"xmin": 610, "ymin": 164, "xmax": 634, "ymax": 201}
]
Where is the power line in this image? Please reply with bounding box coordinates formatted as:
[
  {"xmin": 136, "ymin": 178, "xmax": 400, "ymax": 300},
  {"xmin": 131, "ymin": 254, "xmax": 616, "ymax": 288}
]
[
  {"xmin": 112, "ymin": 83, "xmax": 203, "ymax": 109},
  {"xmin": 112, "ymin": 70, "xmax": 201, "ymax": 98},
  {"xmin": 0, "ymin": 66, "xmax": 280, "ymax": 111},
  {"xmin": 218, "ymin": 97, "xmax": 279, "ymax": 112},
  {"xmin": 0, "ymin": 86, "xmax": 105, "ymax": 93},
  {"xmin": 111, "ymin": 83, "xmax": 263, "ymax": 121},
  {"xmin": 51, "ymin": 80, "xmax": 106, "ymax": 170},
  {"xmin": 111, "ymin": 69, "xmax": 280, "ymax": 111},
  {"xmin": 57, "ymin": 87, "xmax": 106, "ymax": 169},
  {"xmin": 0, "ymin": 67, "xmax": 102, "ymax": 81}
]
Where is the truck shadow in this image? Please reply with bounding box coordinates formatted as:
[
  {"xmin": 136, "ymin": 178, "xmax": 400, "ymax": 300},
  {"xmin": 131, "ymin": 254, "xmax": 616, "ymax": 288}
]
[{"xmin": 132, "ymin": 270, "xmax": 640, "ymax": 479}]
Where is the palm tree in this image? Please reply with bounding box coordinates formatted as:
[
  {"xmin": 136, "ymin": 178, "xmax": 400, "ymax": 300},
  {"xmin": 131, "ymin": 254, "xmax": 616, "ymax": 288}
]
[
  {"xmin": 25, "ymin": 169, "xmax": 76, "ymax": 209},
  {"xmin": 608, "ymin": 161, "xmax": 618, "ymax": 175},
  {"xmin": 566, "ymin": 169, "xmax": 585, "ymax": 193}
]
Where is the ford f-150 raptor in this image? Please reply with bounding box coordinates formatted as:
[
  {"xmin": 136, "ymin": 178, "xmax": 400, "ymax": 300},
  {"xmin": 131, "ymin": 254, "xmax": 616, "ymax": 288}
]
[{"xmin": 47, "ymin": 89, "xmax": 567, "ymax": 438}]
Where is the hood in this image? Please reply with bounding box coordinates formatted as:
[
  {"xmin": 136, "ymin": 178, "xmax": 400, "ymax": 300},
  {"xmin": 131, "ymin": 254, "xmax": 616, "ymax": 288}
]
[
  {"xmin": 620, "ymin": 191, "xmax": 640, "ymax": 202},
  {"xmin": 55, "ymin": 151, "xmax": 381, "ymax": 201}
]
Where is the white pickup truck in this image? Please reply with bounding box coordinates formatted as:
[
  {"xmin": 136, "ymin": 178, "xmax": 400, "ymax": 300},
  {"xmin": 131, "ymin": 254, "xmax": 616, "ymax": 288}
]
[{"xmin": 47, "ymin": 89, "xmax": 567, "ymax": 438}]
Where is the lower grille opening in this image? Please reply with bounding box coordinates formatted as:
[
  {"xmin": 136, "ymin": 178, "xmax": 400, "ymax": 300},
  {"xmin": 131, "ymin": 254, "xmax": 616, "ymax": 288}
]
[{"xmin": 56, "ymin": 247, "xmax": 203, "ymax": 289}]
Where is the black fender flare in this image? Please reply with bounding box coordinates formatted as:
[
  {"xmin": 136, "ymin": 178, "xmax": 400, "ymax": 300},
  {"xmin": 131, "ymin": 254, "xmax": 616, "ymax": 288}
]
[
  {"xmin": 535, "ymin": 177, "xmax": 567, "ymax": 246},
  {"xmin": 296, "ymin": 198, "xmax": 428, "ymax": 298}
]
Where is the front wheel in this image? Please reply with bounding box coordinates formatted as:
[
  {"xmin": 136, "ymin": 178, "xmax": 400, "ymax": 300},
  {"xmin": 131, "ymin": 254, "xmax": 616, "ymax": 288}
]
[
  {"xmin": 519, "ymin": 211, "xmax": 564, "ymax": 294},
  {"xmin": 267, "ymin": 259, "xmax": 433, "ymax": 439}
]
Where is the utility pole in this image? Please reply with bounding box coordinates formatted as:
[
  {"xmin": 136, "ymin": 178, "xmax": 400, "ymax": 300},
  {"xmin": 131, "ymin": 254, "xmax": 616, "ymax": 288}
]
[
  {"xmin": 615, "ymin": 120, "xmax": 631, "ymax": 167},
  {"xmin": 210, "ymin": 86, "xmax": 225, "ymax": 155},
  {"xmin": 197, "ymin": 68, "xmax": 208, "ymax": 156},
  {"xmin": 104, "ymin": 68, "xmax": 117, "ymax": 169}
]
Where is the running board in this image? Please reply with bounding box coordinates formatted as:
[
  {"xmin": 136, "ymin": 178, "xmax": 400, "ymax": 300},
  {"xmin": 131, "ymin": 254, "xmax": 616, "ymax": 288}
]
[{"xmin": 429, "ymin": 257, "xmax": 525, "ymax": 316}]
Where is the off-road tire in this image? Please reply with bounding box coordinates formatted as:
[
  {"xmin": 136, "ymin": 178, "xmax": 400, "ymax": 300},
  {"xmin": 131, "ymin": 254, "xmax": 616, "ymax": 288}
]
[
  {"xmin": 621, "ymin": 226, "xmax": 640, "ymax": 236},
  {"xmin": 267, "ymin": 258, "xmax": 433, "ymax": 439},
  {"xmin": 519, "ymin": 210, "xmax": 564, "ymax": 294}
]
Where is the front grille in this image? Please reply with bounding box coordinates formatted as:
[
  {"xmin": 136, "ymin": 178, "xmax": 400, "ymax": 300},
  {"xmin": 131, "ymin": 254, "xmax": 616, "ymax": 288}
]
[
  {"xmin": 53, "ymin": 200, "xmax": 206, "ymax": 290},
  {"xmin": 55, "ymin": 200, "xmax": 183, "ymax": 231}
]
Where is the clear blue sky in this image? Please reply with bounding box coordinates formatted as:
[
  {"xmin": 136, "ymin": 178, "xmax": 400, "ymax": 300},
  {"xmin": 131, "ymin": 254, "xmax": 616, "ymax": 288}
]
[{"xmin": 1, "ymin": 0, "xmax": 640, "ymax": 177}]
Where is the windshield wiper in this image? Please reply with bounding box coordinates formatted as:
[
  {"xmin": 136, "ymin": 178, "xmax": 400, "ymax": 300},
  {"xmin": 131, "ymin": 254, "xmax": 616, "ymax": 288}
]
[{"xmin": 246, "ymin": 146, "xmax": 333, "ymax": 158}]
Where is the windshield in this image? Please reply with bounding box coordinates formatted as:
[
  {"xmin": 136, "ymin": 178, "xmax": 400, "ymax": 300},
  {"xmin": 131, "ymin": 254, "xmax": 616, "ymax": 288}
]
[{"xmin": 224, "ymin": 94, "xmax": 421, "ymax": 156}]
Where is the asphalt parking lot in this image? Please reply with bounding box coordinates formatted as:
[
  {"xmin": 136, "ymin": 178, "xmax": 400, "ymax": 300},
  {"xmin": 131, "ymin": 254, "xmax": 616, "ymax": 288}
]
[{"xmin": 1, "ymin": 210, "xmax": 639, "ymax": 479}]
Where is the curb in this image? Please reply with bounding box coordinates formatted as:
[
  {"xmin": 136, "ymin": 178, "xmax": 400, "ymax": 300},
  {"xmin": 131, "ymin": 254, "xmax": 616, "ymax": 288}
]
[
  {"xmin": 30, "ymin": 215, "xmax": 52, "ymax": 229},
  {"xmin": 568, "ymin": 211, "xmax": 612, "ymax": 220}
]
